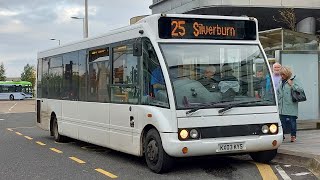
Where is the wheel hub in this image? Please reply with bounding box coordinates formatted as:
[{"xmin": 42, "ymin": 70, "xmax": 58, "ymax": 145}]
[{"xmin": 147, "ymin": 139, "xmax": 159, "ymax": 163}]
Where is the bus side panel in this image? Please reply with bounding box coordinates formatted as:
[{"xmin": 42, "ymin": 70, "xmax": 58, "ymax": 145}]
[
  {"xmin": 109, "ymin": 104, "xmax": 135, "ymax": 155},
  {"xmin": 0, "ymin": 93, "xmax": 10, "ymax": 100},
  {"xmin": 11, "ymin": 93, "xmax": 25, "ymax": 100},
  {"xmin": 61, "ymin": 100, "xmax": 79, "ymax": 139},
  {"xmin": 77, "ymin": 102, "xmax": 110, "ymax": 147}
]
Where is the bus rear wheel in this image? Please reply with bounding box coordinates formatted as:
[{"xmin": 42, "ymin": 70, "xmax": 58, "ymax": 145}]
[
  {"xmin": 144, "ymin": 129, "xmax": 173, "ymax": 173},
  {"xmin": 250, "ymin": 149, "xmax": 277, "ymax": 163},
  {"xmin": 9, "ymin": 94, "xmax": 14, "ymax": 101},
  {"xmin": 52, "ymin": 117, "xmax": 67, "ymax": 142}
]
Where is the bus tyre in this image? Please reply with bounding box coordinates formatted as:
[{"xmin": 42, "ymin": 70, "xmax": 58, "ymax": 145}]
[
  {"xmin": 250, "ymin": 149, "xmax": 277, "ymax": 163},
  {"xmin": 144, "ymin": 129, "xmax": 173, "ymax": 173},
  {"xmin": 9, "ymin": 94, "xmax": 14, "ymax": 101},
  {"xmin": 52, "ymin": 117, "xmax": 67, "ymax": 142}
]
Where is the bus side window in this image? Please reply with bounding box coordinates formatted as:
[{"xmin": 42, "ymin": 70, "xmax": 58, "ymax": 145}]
[
  {"xmin": 111, "ymin": 43, "xmax": 139, "ymax": 104},
  {"xmin": 88, "ymin": 47, "xmax": 110, "ymax": 103},
  {"xmin": 49, "ymin": 56, "xmax": 63, "ymax": 99},
  {"xmin": 41, "ymin": 58, "xmax": 49, "ymax": 98},
  {"xmin": 62, "ymin": 52, "xmax": 79, "ymax": 101},
  {"xmin": 141, "ymin": 39, "xmax": 169, "ymax": 108},
  {"xmin": 37, "ymin": 58, "xmax": 43, "ymax": 98}
]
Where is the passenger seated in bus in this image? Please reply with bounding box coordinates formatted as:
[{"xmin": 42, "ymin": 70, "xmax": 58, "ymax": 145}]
[
  {"xmin": 253, "ymin": 68, "xmax": 273, "ymax": 100},
  {"xmin": 198, "ymin": 66, "xmax": 221, "ymax": 93},
  {"xmin": 150, "ymin": 66, "xmax": 166, "ymax": 96},
  {"xmin": 219, "ymin": 65, "xmax": 239, "ymax": 101},
  {"xmin": 253, "ymin": 68, "xmax": 265, "ymax": 98}
]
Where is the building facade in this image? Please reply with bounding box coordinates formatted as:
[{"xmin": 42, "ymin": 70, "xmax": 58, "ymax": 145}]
[{"xmin": 150, "ymin": 0, "xmax": 320, "ymax": 34}]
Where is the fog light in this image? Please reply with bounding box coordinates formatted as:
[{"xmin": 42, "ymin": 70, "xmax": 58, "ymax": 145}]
[
  {"xmin": 190, "ymin": 129, "xmax": 199, "ymax": 139},
  {"xmin": 179, "ymin": 129, "xmax": 189, "ymax": 139},
  {"xmin": 269, "ymin": 124, "xmax": 278, "ymax": 134},
  {"xmin": 272, "ymin": 140, "xmax": 277, "ymax": 147},
  {"xmin": 261, "ymin": 125, "xmax": 269, "ymax": 134},
  {"xmin": 182, "ymin": 147, "xmax": 188, "ymax": 154}
]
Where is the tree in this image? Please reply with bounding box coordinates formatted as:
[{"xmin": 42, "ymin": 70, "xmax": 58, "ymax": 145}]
[
  {"xmin": 273, "ymin": 8, "xmax": 296, "ymax": 31},
  {"xmin": 21, "ymin": 64, "xmax": 36, "ymax": 89},
  {"xmin": 0, "ymin": 62, "xmax": 6, "ymax": 81}
]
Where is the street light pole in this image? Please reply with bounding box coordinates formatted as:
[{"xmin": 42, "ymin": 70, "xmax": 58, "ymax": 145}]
[
  {"xmin": 50, "ymin": 38, "xmax": 60, "ymax": 45},
  {"xmin": 84, "ymin": 0, "xmax": 88, "ymax": 38}
]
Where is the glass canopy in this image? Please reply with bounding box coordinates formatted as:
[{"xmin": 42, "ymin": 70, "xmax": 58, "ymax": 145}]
[{"xmin": 259, "ymin": 28, "xmax": 319, "ymax": 58}]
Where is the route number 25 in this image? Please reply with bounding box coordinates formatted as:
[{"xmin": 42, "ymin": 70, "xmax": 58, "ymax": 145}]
[{"xmin": 171, "ymin": 20, "xmax": 186, "ymax": 37}]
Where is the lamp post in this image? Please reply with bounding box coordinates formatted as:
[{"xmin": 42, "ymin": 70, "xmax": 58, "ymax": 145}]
[
  {"xmin": 84, "ymin": 0, "xmax": 88, "ymax": 38},
  {"xmin": 50, "ymin": 38, "xmax": 60, "ymax": 45},
  {"xmin": 71, "ymin": 0, "xmax": 88, "ymax": 38}
]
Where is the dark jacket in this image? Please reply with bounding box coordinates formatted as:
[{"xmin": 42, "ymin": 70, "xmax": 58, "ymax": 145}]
[
  {"xmin": 198, "ymin": 76, "xmax": 220, "ymax": 92},
  {"xmin": 277, "ymin": 76, "xmax": 302, "ymax": 117}
]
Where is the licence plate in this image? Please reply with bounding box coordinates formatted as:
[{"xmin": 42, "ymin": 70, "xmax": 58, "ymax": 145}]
[{"xmin": 217, "ymin": 142, "xmax": 245, "ymax": 152}]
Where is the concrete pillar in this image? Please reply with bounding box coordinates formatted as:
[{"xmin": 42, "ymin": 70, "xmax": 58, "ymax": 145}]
[{"xmin": 296, "ymin": 17, "xmax": 316, "ymax": 35}]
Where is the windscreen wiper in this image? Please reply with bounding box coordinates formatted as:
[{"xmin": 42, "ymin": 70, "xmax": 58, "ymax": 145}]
[
  {"xmin": 186, "ymin": 100, "xmax": 232, "ymax": 116},
  {"xmin": 218, "ymin": 100, "xmax": 263, "ymax": 115}
]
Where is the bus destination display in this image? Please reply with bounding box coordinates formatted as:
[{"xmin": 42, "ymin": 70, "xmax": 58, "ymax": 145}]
[{"xmin": 158, "ymin": 17, "xmax": 257, "ymax": 40}]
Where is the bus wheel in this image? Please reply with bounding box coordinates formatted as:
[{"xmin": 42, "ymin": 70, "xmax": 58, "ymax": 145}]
[
  {"xmin": 52, "ymin": 117, "xmax": 67, "ymax": 142},
  {"xmin": 144, "ymin": 129, "xmax": 173, "ymax": 173},
  {"xmin": 250, "ymin": 149, "xmax": 277, "ymax": 163},
  {"xmin": 9, "ymin": 94, "xmax": 14, "ymax": 101}
]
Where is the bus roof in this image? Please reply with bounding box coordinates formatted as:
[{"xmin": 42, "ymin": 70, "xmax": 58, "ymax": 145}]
[
  {"xmin": 0, "ymin": 81, "xmax": 32, "ymax": 86},
  {"xmin": 38, "ymin": 14, "xmax": 258, "ymax": 58}
]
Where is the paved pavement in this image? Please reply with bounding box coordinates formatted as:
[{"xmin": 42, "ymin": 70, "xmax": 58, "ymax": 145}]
[{"xmin": 276, "ymin": 120, "xmax": 320, "ymax": 178}]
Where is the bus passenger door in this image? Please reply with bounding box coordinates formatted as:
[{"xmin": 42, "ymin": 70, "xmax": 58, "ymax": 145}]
[
  {"xmin": 109, "ymin": 103, "xmax": 137, "ymax": 154},
  {"xmin": 109, "ymin": 42, "xmax": 140, "ymax": 155}
]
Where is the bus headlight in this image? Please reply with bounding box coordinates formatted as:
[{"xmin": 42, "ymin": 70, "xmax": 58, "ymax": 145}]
[
  {"xmin": 179, "ymin": 129, "xmax": 189, "ymax": 139},
  {"xmin": 261, "ymin": 125, "xmax": 269, "ymax": 134},
  {"xmin": 190, "ymin": 129, "xmax": 199, "ymax": 139},
  {"xmin": 269, "ymin": 124, "xmax": 278, "ymax": 134}
]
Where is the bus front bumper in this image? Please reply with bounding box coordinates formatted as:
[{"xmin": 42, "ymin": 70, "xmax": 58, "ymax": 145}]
[{"xmin": 160, "ymin": 132, "xmax": 283, "ymax": 157}]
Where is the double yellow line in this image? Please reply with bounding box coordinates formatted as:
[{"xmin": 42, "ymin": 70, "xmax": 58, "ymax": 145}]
[
  {"xmin": 253, "ymin": 162, "xmax": 278, "ymax": 180},
  {"xmin": 7, "ymin": 128, "xmax": 118, "ymax": 178}
]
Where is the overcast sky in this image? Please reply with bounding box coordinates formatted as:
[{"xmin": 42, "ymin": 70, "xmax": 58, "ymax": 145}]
[{"xmin": 0, "ymin": 0, "xmax": 152, "ymax": 77}]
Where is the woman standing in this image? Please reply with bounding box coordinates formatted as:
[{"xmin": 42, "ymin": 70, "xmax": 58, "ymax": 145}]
[{"xmin": 277, "ymin": 67, "xmax": 302, "ymax": 142}]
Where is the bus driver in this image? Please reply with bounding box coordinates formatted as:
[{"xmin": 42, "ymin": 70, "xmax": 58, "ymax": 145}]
[{"xmin": 198, "ymin": 66, "xmax": 220, "ymax": 92}]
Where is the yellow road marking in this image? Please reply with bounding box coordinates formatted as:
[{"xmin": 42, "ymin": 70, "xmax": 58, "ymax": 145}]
[
  {"xmin": 24, "ymin": 136, "xmax": 33, "ymax": 140},
  {"xmin": 95, "ymin": 168, "xmax": 118, "ymax": 179},
  {"xmin": 253, "ymin": 162, "xmax": 278, "ymax": 180},
  {"xmin": 69, "ymin": 157, "xmax": 86, "ymax": 164},
  {"xmin": 7, "ymin": 128, "xmax": 13, "ymax": 131},
  {"xmin": 15, "ymin": 132, "xmax": 22, "ymax": 135},
  {"xmin": 36, "ymin": 141, "xmax": 46, "ymax": 146},
  {"xmin": 50, "ymin": 148, "xmax": 63, "ymax": 153}
]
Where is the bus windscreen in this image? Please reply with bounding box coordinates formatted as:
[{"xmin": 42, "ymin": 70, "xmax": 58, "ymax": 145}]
[{"xmin": 158, "ymin": 17, "xmax": 257, "ymax": 40}]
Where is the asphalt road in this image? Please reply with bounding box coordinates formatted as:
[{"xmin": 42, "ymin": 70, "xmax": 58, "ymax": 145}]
[{"xmin": 0, "ymin": 100, "xmax": 317, "ymax": 180}]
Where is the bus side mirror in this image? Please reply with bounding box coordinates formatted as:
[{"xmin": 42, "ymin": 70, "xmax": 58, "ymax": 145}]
[{"xmin": 133, "ymin": 40, "xmax": 142, "ymax": 56}]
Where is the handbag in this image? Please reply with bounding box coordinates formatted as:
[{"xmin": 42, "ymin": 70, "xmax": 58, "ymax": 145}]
[
  {"xmin": 291, "ymin": 88, "xmax": 306, "ymax": 102},
  {"xmin": 290, "ymin": 76, "xmax": 306, "ymax": 102}
]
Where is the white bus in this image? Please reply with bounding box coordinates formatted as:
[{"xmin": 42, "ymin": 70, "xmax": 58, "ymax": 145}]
[
  {"xmin": 0, "ymin": 81, "xmax": 27, "ymax": 100},
  {"xmin": 36, "ymin": 14, "xmax": 282, "ymax": 173}
]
